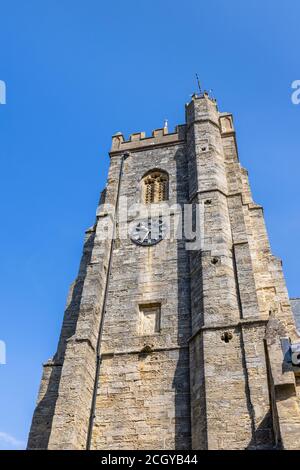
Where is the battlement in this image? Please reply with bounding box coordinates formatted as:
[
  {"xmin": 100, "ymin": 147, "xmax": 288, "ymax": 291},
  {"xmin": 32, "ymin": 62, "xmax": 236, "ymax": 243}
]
[
  {"xmin": 110, "ymin": 125, "xmax": 186, "ymax": 154},
  {"xmin": 185, "ymin": 91, "xmax": 217, "ymax": 106}
]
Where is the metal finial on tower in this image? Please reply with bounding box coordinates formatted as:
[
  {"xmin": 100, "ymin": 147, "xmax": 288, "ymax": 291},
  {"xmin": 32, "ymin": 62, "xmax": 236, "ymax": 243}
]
[
  {"xmin": 195, "ymin": 73, "xmax": 202, "ymax": 94},
  {"xmin": 164, "ymin": 119, "xmax": 168, "ymax": 132}
]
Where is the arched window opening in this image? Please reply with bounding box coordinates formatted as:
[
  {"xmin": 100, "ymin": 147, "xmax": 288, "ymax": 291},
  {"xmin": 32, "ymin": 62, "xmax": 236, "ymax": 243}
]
[{"xmin": 142, "ymin": 171, "xmax": 169, "ymax": 204}]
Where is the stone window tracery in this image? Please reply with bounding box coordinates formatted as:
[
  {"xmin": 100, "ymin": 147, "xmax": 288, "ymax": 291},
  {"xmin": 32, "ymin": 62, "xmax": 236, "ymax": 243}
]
[{"xmin": 142, "ymin": 170, "xmax": 169, "ymax": 204}]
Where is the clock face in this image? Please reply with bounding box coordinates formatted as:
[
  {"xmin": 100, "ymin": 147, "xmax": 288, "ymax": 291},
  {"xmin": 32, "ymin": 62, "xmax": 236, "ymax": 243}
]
[{"xmin": 130, "ymin": 217, "xmax": 167, "ymax": 246}]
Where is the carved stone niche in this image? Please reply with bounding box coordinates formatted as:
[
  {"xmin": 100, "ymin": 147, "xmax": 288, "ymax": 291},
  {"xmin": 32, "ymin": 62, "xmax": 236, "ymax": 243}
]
[{"xmin": 138, "ymin": 303, "xmax": 161, "ymax": 336}]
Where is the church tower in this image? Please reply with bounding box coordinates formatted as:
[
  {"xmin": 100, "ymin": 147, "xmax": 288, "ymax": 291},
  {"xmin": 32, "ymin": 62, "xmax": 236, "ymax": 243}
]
[{"xmin": 28, "ymin": 93, "xmax": 300, "ymax": 450}]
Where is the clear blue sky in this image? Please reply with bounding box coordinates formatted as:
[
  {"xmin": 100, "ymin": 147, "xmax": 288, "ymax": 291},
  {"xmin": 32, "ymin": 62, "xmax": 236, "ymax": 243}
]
[{"xmin": 0, "ymin": 0, "xmax": 299, "ymax": 450}]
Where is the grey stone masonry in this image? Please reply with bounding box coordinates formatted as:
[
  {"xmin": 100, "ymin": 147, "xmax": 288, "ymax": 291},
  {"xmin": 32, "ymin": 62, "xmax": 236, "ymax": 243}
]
[
  {"xmin": 28, "ymin": 93, "xmax": 299, "ymax": 450},
  {"xmin": 291, "ymin": 298, "xmax": 300, "ymax": 330}
]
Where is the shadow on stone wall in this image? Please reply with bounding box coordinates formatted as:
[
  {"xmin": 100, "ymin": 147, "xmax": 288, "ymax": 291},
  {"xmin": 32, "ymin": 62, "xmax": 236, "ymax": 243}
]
[
  {"xmin": 246, "ymin": 410, "xmax": 277, "ymax": 450},
  {"xmin": 27, "ymin": 220, "xmax": 98, "ymax": 448},
  {"xmin": 173, "ymin": 147, "xmax": 192, "ymax": 449},
  {"xmin": 239, "ymin": 329, "xmax": 275, "ymax": 450}
]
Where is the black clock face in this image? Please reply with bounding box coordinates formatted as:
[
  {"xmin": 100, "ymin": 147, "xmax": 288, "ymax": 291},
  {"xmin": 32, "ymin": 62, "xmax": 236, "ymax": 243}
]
[{"xmin": 130, "ymin": 217, "xmax": 167, "ymax": 246}]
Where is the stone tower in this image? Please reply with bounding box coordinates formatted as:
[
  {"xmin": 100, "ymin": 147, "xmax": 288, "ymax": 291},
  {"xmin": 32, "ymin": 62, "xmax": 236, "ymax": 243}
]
[{"xmin": 28, "ymin": 93, "xmax": 300, "ymax": 450}]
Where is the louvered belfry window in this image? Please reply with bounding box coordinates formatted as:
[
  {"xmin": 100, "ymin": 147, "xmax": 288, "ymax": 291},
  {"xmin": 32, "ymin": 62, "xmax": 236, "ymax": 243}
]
[{"xmin": 143, "ymin": 171, "xmax": 169, "ymax": 204}]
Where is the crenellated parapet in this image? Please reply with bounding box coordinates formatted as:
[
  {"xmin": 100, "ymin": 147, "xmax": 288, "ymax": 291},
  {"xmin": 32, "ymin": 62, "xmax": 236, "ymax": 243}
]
[
  {"xmin": 110, "ymin": 125, "xmax": 186, "ymax": 154},
  {"xmin": 110, "ymin": 94, "xmax": 235, "ymax": 156}
]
